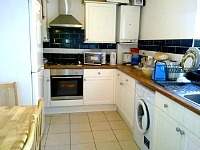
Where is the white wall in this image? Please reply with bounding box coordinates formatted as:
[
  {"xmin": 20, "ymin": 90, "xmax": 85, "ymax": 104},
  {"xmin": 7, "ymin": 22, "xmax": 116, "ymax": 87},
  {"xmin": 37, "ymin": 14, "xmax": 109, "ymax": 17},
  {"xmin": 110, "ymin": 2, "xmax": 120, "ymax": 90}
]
[
  {"xmin": 139, "ymin": 0, "xmax": 197, "ymax": 40},
  {"xmin": 0, "ymin": 0, "xmax": 33, "ymax": 105}
]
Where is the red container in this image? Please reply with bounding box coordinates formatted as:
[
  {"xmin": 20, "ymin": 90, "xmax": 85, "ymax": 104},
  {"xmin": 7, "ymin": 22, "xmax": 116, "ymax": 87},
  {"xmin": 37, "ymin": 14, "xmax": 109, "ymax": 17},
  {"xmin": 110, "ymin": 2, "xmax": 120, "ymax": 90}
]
[{"xmin": 130, "ymin": 48, "xmax": 140, "ymax": 54}]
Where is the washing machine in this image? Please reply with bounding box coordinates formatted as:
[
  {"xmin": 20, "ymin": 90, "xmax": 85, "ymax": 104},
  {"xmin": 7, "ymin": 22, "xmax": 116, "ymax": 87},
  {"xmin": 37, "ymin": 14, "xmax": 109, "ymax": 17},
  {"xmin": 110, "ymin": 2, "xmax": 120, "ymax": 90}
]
[{"xmin": 134, "ymin": 83, "xmax": 155, "ymax": 150}]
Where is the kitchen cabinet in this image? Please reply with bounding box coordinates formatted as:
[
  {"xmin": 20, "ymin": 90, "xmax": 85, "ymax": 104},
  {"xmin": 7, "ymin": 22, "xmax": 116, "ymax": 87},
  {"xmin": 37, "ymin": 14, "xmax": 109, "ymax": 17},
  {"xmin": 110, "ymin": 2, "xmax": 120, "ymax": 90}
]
[
  {"xmin": 116, "ymin": 70, "xmax": 135, "ymax": 127},
  {"xmin": 153, "ymin": 107, "xmax": 182, "ymax": 150},
  {"xmin": 44, "ymin": 69, "xmax": 51, "ymax": 107},
  {"xmin": 117, "ymin": 5, "xmax": 140, "ymax": 43},
  {"xmin": 85, "ymin": 2, "xmax": 117, "ymax": 43},
  {"xmin": 153, "ymin": 92, "xmax": 200, "ymax": 150},
  {"xmin": 107, "ymin": 0, "xmax": 129, "ymax": 4},
  {"xmin": 84, "ymin": 69, "xmax": 114, "ymax": 105}
]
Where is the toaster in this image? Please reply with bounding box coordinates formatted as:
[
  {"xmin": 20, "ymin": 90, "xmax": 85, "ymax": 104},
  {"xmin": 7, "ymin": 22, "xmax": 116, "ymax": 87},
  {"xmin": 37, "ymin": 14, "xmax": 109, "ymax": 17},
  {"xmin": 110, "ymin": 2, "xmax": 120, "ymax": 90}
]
[{"xmin": 152, "ymin": 61, "xmax": 168, "ymax": 81}]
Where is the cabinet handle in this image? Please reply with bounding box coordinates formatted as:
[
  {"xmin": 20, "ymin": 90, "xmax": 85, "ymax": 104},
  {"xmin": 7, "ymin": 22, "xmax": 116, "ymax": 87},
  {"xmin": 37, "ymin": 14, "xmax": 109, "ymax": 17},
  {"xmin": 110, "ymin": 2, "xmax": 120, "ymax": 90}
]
[
  {"xmin": 180, "ymin": 130, "xmax": 185, "ymax": 135},
  {"xmin": 120, "ymin": 82, "xmax": 123, "ymax": 85},
  {"xmin": 46, "ymin": 79, "xmax": 50, "ymax": 82},
  {"xmin": 126, "ymin": 79, "xmax": 128, "ymax": 82},
  {"xmin": 98, "ymin": 72, "xmax": 101, "ymax": 75},
  {"xmin": 84, "ymin": 78, "xmax": 86, "ymax": 81},
  {"xmin": 176, "ymin": 127, "xmax": 181, "ymax": 132},
  {"xmin": 164, "ymin": 104, "xmax": 168, "ymax": 108},
  {"xmin": 117, "ymin": 74, "xmax": 120, "ymax": 76}
]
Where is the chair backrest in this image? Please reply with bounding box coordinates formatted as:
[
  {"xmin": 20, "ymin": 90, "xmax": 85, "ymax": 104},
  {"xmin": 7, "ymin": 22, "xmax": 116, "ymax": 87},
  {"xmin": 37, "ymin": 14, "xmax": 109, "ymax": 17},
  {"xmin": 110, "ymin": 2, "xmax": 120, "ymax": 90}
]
[
  {"xmin": 23, "ymin": 99, "xmax": 44, "ymax": 150},
  {"xmin": 0, "ymin": 82, "xmax": 18, "ymax": 106}
]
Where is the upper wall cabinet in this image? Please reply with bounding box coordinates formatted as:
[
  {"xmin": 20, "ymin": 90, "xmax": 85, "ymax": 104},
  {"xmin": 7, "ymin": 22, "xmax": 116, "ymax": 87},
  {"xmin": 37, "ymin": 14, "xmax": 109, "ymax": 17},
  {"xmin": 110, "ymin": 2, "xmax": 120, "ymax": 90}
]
[
  {"xmin": 107, "ymin": 0, "xmax": 129, "ymax": 4},
  {"xmin": 85, "ymin": 2, "xmax": 117, "ymax": 43},
  {"xmin": 117, "ymin": 5, "xmax": 140, "ymax": 43}
]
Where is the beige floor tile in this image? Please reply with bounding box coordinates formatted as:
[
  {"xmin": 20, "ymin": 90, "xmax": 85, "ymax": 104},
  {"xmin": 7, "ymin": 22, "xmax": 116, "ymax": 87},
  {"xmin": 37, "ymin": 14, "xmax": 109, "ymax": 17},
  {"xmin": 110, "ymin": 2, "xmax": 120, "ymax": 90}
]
[
  {"xmin": 93, "ymin": 130, "xmax": 117, "ymax": 143},
  {"xmin": 49, "ymin": 124, "xmax": 70, "ymax": 134},
  {"xmin": 113, "ymin": 130, "xmax": 133, "ymax": 141},
  {"xmin": 70, "ymin": 112, "xmax": 88, "ymax": 117},
  {"xmin": 71, "ymin": 143, "xmax": 96, "ymax": 150},
  {"xmin": 50, "ymin": 113, "xmax": 69, "ymax": 117},
  {"xmin": 119, "ymin": 141, "xmax": 139, "ymax": 150},
  {"xmin": 71, "ymin": 132, "xmax": 94, "ymax": 144},
  {"xmin": 46, "ymin": 133, "xmax": 70, "ymax": 146},
  {"xmin": 96, "ymin": 142, "xmax": 121, "ymax": 150},
  {"xmin": 70, "ymin": 114, "xmax": 89, "ymax": 124},
  {"xmin": 44, "ymin": 124, "xmax": 50, "ymax": 135},
  {"xmin": 71, "ymin": 123, "xmax": 91, "ymax": 132},
  {"xmin": 109, "ymin": 121, "xmax": 129, "ymax": 130},
  {"xmin": 41, "ymin": 133, "xmax": 48, "ymax": 146},
  {"xmin": 51, "ymin": 116, "xmax": 70, "ymax": 125},
  {"xmin": 88, "ymin": 112, "xmax": 107, "ymax": 122},
  {"xmin": 91, "ymin": 122, "xmax": 111, "ymax": 131},
  {"xmin": 45, "ymin": 116, "xmax": 51, "ymax": 125},
  {"xmin": 45, "ymin": 145, "xmax": 70, "ymax": 150},
  {"xmin": 104, "ymin": 111, "xmax": 122, "ymax": 121}
]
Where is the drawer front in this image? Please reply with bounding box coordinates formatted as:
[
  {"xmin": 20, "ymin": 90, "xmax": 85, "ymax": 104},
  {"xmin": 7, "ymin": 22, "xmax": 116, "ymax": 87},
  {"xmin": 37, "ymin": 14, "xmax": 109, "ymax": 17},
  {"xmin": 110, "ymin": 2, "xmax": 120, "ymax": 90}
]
[
  {"xmin": 84, "ymin": 69, "xmax": 114, "ymax": 77},
  {"xmin": 155, "ymin": 92, "xmax": 184, "ymax": 123}
]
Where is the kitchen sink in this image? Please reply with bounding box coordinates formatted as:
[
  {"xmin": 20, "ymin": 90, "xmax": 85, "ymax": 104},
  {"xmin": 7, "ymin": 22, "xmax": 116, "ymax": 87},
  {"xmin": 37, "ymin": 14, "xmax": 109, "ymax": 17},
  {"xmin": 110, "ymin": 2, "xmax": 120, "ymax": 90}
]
[
  {"xmin": 155, "ymin": 81, "xmax": 200, "ymax": 106},
  {"xmin": 184, "ymin": 94, "xmax": 200, "ymax": 105}
]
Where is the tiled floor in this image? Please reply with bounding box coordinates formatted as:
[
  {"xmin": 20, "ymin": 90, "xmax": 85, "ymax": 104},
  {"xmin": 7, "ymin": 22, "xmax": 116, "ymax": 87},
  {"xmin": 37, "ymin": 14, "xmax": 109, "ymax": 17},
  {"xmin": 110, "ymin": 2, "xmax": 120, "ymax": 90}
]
[{"xmin": 42, "ymin": 111, "xmax": 139, "ymax": 150}]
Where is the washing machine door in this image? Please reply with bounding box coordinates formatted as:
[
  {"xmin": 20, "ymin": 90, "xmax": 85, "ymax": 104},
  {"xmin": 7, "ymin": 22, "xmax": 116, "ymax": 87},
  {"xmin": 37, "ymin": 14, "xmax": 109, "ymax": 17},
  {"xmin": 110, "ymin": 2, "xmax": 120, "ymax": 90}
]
[{"xmin": 135, "ymin": 99, "xmax": 150, "ymax": 134}]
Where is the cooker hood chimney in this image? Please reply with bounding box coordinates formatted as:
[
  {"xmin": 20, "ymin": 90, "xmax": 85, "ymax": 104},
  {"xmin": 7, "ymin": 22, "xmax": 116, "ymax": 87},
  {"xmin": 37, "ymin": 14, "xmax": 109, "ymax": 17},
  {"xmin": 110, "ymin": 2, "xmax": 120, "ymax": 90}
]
[{"xmin": 49, "ymin": 0, "xmax": 82, "ymax": 28}]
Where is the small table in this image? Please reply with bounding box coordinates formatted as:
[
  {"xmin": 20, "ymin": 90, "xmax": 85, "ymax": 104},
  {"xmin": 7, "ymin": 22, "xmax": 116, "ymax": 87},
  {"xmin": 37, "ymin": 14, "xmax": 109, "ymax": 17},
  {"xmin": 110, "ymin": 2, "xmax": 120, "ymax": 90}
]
[{"xmin": 0, "ymin": 106, "xmax": 36, "ymax": 150}]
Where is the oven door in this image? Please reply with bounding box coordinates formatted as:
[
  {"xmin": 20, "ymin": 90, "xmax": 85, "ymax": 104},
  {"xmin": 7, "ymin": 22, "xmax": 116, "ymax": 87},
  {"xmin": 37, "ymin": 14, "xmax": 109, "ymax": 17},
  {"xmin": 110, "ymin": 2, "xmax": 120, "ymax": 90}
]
[{"xmin": 51, "ymin": 75, "xmax": 83, "ymax": 100}]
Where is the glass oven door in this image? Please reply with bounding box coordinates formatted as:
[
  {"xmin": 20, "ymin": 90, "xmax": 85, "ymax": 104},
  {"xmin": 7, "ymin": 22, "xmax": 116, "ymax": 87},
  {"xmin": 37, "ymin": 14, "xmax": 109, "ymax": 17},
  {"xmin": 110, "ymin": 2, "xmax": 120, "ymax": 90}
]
[{"xmin": 51, "ymin": 75, "xmax": 83, "ymax": 100}]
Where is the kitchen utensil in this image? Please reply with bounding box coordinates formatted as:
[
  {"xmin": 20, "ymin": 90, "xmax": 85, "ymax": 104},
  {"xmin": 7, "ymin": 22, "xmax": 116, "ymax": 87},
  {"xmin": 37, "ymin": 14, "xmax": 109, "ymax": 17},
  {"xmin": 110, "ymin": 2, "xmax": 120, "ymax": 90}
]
[
  {"xmin": 110, "ymin": 52, "xmax": 117, "ymax": 65},
  {"xmin": 122, "ymin": 52, "xmax": 132, "ymax": 64},
  {"xmin": 131, "ymin": 54, "xmax": 142, "ymax": 65},
  {"xmin": 154, "ymin": 52, "xmax": 169, "ymax": 61},
  {"xmin": 181, "ymin": 47, "xmax": 200, "ymax": 72},
  {"xmin": 101, "ymin": 52, "xmax": 106, "ymax": 65},
  {"xmin": 152, "ymin": 61, "xmax": 168, "ymax": 81}
]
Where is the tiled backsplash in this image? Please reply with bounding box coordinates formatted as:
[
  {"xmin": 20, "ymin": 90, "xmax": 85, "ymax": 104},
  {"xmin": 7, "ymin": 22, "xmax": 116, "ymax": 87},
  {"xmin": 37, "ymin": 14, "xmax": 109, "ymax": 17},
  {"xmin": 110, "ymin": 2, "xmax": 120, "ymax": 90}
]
[
  {"xmin": 43, "ymin": 27, "xmax": 117, "ymax": 49},
  {"xmin": 138, "ymin": 39, "xmax": 200, "ymax": 54}
]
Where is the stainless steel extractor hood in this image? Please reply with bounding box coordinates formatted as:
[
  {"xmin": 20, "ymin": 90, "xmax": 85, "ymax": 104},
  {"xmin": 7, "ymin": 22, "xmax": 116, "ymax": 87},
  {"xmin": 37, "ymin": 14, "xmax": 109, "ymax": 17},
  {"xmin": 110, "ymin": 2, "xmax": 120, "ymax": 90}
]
[{"xmin": 49, "ymin": 0, "xmax": 82, "ymax": 28}]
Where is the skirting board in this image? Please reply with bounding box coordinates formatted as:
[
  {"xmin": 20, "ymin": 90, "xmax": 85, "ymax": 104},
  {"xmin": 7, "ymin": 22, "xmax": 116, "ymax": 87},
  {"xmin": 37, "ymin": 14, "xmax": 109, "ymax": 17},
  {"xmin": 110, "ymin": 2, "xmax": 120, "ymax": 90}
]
[{"xmin": 45, "ymin": 104, "xmax": 117, "ymax": 115}]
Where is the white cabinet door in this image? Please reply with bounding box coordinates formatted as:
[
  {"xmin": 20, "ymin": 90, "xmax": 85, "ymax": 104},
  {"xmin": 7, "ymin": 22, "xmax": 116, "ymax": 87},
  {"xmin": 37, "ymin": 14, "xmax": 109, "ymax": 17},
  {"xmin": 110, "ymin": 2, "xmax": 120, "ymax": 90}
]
[
  {"xmin": 107, "ymin": 0, "xmax": 129, "ymax": 4},
  {"xmin": 84, "ymin": 77, "xmax": 114, "ymax": 105},
  {"xmin": 153, "ymin": 107, "xmax": 182, "ymax": 150},
  {"xmin": 44, "ymin": 69, "xmax": 51, "ymax": 107},
  {"xmin": 117, "ymin": 5, "xmax": 140, "ymax": 43},
  {"xmin": 116, "ymin": 71, "xmax": 135, "ymax": 127},
  {"xmin": 182, "ymin": 130, "xmax": 200, "ymax": 150},
  {"xmin": 85, "ymin": 2, "xmax": 116, "ymax": 43},
  {"xmin": 116, "ymin": 71, "xmax": 123, "ymax": 110},
  {"xmin": 122, "ymin": 87, "xmax": 134, "ymax": 127}
]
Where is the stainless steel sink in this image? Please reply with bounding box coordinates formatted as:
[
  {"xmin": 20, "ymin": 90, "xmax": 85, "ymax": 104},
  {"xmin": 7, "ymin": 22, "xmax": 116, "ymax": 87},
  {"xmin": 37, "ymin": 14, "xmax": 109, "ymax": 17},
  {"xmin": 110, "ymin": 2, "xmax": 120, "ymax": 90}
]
[
  {"xmin": 155, "ymin": 81, "xmax": 200, "ymax": 106},
  {"xmin": 184, "ymin": 94, "xmax": 200, "ymax": 105}
]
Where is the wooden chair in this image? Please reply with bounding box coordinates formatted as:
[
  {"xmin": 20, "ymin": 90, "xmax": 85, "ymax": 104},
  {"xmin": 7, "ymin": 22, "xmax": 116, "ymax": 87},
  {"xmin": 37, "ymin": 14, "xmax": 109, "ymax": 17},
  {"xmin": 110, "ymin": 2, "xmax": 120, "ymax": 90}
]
[
  {"xmin": 0, "ymin": 82, "xmax": 18, "ymax": 106},
  {"xmin": 23, "ymin": 99, "xmax": 44, "ymax": 150}
]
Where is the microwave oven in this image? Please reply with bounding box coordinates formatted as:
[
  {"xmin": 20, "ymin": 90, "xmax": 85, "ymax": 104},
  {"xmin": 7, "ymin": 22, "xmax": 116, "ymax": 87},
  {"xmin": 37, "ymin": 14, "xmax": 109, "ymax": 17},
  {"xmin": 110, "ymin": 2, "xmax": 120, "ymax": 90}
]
[{"xmin": 84, "ymin": 52, "xmax": 105, "ymax": 65}]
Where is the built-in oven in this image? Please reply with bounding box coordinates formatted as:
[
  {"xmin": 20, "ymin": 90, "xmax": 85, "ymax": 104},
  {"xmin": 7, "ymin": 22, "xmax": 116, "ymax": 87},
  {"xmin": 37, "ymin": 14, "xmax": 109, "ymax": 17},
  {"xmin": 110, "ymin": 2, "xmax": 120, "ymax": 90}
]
[{"xmin": 50, "ymin": 69, "xmax": 83, "ymax": 101}]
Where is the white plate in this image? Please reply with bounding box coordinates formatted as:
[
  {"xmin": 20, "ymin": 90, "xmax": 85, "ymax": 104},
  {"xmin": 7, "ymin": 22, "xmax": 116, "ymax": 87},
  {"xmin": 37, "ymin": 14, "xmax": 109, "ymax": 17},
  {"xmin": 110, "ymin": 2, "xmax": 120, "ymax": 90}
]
[{"xmin": 181, "ymin": 47, "xmax": 200, "ymax": 71}]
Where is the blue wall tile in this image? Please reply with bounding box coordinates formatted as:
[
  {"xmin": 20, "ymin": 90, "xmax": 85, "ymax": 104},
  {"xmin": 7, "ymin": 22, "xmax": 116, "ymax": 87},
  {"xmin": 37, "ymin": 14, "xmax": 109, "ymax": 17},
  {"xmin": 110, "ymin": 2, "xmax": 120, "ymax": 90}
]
[
  {"xmin": 45, "ymin": 27, "xmax": 116, "ymax": 49},
  {"xmin": 138, "ymin": 39, "xmax": 195, "ymax": 54}
]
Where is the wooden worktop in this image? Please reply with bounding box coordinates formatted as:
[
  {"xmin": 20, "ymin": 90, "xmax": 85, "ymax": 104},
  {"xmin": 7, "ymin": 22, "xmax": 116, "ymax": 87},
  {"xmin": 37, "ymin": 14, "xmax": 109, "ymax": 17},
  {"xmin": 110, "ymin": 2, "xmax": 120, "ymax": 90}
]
[
  {"xmin": 0, "ymin": 106, "xmax": 36, "ymax": 150},
  {"xmin": 117, "ymin": 65, "xmax": 200, "ymax": 116},
  {"xmin": 45, "ymin": 64, "xmax": 200, "ymax": 115}
]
